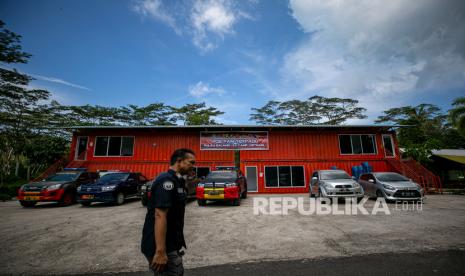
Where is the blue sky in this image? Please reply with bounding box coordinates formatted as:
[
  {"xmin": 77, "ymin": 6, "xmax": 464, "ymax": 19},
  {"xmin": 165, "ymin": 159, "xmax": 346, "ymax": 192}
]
[{"xmin": 1, "ymin": 0, "xmax": 464, "ymax": 125}]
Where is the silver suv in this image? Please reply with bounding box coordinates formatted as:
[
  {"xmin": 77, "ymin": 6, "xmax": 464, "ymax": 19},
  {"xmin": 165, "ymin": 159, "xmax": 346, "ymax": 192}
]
[
  {"xmin": 358, "ymin": 172, "xmax": 424, "ymax": 202},
  {"xmin": 309, "ymin": 170, "xmax": 364, "ymax": 202}
]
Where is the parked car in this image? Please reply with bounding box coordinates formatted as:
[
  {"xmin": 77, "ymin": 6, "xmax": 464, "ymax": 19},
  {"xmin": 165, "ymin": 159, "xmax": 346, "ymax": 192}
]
[
  {"xmin": 17, "ymin": 169, "xmax": 98, "ymax": 207},
  {"xmin": 77, "ymin": 172, "xmax": 148, "ymax": 206},
  {"xmin": 309, "ymin": 169, "xmax": 364, "ymax": 202},
  {"xmin": 196, "ymin": 170, "xmax": 247, "ymax": 206},
  {"xmin": 140, "ymin": 170, "xmax": 201, "ymax": 206},
  {"xmin": 358, "ymin": 172, "xmax": 424, "ymax": 202}
]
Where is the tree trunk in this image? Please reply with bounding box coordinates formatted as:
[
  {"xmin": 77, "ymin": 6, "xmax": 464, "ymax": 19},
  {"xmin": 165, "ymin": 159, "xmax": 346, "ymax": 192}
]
[
  {"xmin": 27, "ymin": 166, "xmax": 31, "ymax": 181},
  {"xmin": 15, "ymin": 155, "xmax": 20, "ymax": 177}
]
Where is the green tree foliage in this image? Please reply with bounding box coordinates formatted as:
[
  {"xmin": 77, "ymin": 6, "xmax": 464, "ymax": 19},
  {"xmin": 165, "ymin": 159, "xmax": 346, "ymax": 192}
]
[
  {"xmin": 449, "ymin": 97, "xmax": 465, "ymax": 135},
  {"xmin": 0, "ymin": 20, "xmax": 65, "ymax": 181},
  {"xmin": 250, "ymin": 96, "xmax": 367, "ymax": 125},
  {"xmin": 376, "ymin": 103, "xmax": 465, "ymax": 164},
  {"xmin": 116, "ymin": 103, "xmax": 176, "ymax": 126},
  {"xmin": 173, "ymin": 103, "xmax": 224, "ymax": 125},
  {"xmin": 0, "ymin": 20, "xmax": 31, "ymax": 63},
  {"xmin": 375, "ymin": 104, "xmax": 446, "ymax": 145}
]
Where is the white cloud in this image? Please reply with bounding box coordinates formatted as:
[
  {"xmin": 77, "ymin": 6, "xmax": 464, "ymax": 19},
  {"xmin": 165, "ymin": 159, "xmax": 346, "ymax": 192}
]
[
  {"xmin": 31, "ymin": 74, "xmax": 92, "ymax": 91},
  {"xmin": 189, "ymin": 81, "xmax": 225, "ymax": 97},
  {"xmin": 132, "ymin": 0, "xmax": 181, "ymax": 34},
  {"xmin": 132, "ymin": 0, "xmax": 255, "ymax": 52},
  {"xmin": 284, "ymin": 0, "xmax": 465, "ymax": 121},
  {"xmin": 191, "ymin": 0, "xmax": 238, "ymax": 51},
  {"xmin": 0, "ymin": 65, "xmax": 91, "ymax": 91}
]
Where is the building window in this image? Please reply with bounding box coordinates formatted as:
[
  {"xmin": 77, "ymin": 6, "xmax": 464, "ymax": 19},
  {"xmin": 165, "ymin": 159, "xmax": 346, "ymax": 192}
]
[
  {"xmin": 382, "ymin": 134, "xmax": 395, "ymax": 157},
  {"xmin": 339, "ymin": 134, "xmax": 377, "ymax": 155},
  {"xmin": 265, "ymin": 166, "xmax": 305, "ymax": 187},
  {"xmin": 94, "ymin": 136, "xmax": 134, "ymax": 156}
]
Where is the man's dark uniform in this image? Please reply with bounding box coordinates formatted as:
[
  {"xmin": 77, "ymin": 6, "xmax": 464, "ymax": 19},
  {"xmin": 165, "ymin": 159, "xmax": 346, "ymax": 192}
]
[{"xmin": 141, "ymin": 169, "xmax": 187, "ymax": 276}]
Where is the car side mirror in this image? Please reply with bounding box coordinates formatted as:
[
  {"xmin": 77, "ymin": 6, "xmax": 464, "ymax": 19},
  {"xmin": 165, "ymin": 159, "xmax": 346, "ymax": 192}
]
[{"xmin": 368, "ymin": 179, "xmax": 375, "ymax": 183}]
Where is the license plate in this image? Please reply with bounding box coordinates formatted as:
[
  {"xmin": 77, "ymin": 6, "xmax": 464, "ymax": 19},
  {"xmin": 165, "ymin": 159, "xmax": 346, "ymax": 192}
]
[
  {"xmin": 24, "ymin": 196, "xmax": 39, "ymax": 201},
  {"xmin": 402, "ymin": 192, "xmax": 413, "ymax": 197},
  {"xmin": 81, "ymin": 195, "xmax": 94, "ymax": 199},
  {"xmin": 209, "ymin": 191, "xmax": 220, "ymax": 195}
]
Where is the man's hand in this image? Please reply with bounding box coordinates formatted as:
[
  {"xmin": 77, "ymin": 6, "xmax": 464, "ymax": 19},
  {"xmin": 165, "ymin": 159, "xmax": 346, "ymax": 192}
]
[{"xmin": 152, "ymin": 250, "xmax": 168, "ymax": 272}]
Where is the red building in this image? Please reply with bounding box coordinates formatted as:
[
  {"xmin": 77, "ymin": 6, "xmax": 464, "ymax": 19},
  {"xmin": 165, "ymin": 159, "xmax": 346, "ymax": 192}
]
[{"xmin": 66, "ymin": 125, "xmax": 438, "ymax": 194}]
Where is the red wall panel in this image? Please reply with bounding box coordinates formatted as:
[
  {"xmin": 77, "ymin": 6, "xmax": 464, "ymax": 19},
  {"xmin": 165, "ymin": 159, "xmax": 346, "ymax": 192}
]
[{"xmin": 69, "ymin": 128, "xmax": 398, "ymax": 192}]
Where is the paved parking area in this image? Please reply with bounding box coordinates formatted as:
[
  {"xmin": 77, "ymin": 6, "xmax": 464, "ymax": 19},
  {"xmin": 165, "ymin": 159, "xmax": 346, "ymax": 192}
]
[{"xmin": 0, "ymin": 195, "xmax": 465, "ymax": 275}]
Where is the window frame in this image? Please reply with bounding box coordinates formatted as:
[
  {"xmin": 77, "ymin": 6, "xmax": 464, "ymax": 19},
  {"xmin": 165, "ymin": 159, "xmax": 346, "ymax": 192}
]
[
  {"xmin": 338, "ymin": 134, "xmax": 378, "ymax": 155},
  {"xmin": 93, "ymin": 136, "xmax": 135, "ymax": 157},
  {"xmin": 382, "ymin": 134, "xmax": 396, "ymax": 158},
  {"xmin": 264, "ymin": 165, "xmax": 306, "ymax": 188}
]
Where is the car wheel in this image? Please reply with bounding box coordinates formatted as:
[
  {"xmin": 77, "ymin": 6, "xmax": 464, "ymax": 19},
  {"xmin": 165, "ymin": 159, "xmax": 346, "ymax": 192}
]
[
  {"xmin": 115, "ymin": 192, "xmax": 125, "ymax": 205},
  {"xmin": 141, "ymin": 197, "xmax": 147, "ymax": 206},
  {"xmin": 20, "ymin": 201, "xmax": 36, "ymax": 207},
  {"xmin": 80, "ymin": 202, "xmax": 91, "ymax": 207},
  {"xmin": 59, "ymin": 192, "xmax": 74, "ymax": 207},
  {"xmin": 197, "ymin": 199, "xmax": 206, "ymax": 206},
  {"xmin": 357, "ymin": 196, "xmax": 364, "ymax": 203}
]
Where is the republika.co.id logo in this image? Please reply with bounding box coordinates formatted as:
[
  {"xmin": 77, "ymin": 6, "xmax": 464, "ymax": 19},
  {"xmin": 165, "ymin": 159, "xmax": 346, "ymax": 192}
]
[{"xmin": 253, "ymin": 197, "xmax": 423, "ymax": 216}]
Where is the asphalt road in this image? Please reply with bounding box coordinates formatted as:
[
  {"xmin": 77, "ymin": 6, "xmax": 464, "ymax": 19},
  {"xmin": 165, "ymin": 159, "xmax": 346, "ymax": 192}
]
[{"xmin": 86, "ymin": 250, "xmax": 465, "ymax": 276}]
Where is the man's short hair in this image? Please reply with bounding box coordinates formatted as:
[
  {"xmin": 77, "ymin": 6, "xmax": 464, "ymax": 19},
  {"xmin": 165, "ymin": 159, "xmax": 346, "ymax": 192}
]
[{"xmin": 170, "ymin": 148, "xmax": 195, "ymax": 165}]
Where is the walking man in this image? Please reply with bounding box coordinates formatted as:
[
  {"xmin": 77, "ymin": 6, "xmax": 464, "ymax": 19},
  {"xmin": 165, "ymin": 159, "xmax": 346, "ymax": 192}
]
[{"xmin": 141, "ymin": 148, "xmax": 196, "ymax": 275}]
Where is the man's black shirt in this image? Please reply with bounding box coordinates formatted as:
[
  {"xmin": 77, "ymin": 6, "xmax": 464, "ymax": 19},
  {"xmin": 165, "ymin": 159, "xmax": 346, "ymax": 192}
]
[{"xmin": 141, "ymin": 169, "xmax": 187, "ymax": 257}]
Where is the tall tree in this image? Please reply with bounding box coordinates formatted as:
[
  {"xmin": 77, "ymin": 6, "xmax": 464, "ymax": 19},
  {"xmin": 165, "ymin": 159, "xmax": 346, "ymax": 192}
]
[
  {"xmin": 375, "ymin": 103, "xmax": 454, "ymax": 163},
  {"xmin": 0, "ymin": 20, "xmax": 54, "ymax": 178},
  {"xmin": 449, "ymin": 97, "xmax": 465, "ymax": 135},
  {"xmin": 116, "ymin": 103, "xmax": 176, "ymax": 126},
  {"xmin": 250, "ymin": 96, "xmax": 367, "ymax": 125},
  {"xmin": 173, "ymin": 103, "xmax": 224, "ymax": 125},
  {"xmin": 250, "ymin": 101, "xmax": 286, "ymax": 125},
  {"xmin": 375, "ymin": 104, "xmax": 446, "ymax": 146}
]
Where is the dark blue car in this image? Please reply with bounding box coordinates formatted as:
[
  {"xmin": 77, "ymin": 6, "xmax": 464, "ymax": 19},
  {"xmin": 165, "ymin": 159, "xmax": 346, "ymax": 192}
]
[{"xmin": 77, "ymin": 172, "xmax": 148, "ymax": 206}]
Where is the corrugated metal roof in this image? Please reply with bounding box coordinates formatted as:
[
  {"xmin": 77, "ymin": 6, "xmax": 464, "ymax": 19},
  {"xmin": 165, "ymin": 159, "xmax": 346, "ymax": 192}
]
[
  {"xmin": 432, "ymin": 150, "xmax": 465, "ymax": 164},
  {"xmin": 61, "ymin": 124, "xmax": 407, "ymax": 130},
  {"xmin": 432, "ymin": 149, "xmax": 465, "ymax": 157}
]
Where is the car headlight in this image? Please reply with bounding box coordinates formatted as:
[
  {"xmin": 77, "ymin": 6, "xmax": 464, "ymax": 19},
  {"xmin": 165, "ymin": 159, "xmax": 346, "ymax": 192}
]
[
  {"xmin": 352, "ymin": 182, "xmax": 360, "ymax": 188},
  {"xmin": 46, "ymin": 184, "xmax": 62, "ymax": 191},
  {"xmin": 77, "ymin": 186, "xmax": 82, "ymax": 192},
  {"xmin": 383, "ymin": 184, "xmax": 395, "ymax": 190},
  {"xmin": 414, "ymin": 183, "xmax": 423, "ymax": 190},
  {"xmin": 225, "ymin": 183, "xmax": 237, "ymax": 187},
  {"xmin": 102, "ymin": 185, "xmax": 117, "ymax": 192}
]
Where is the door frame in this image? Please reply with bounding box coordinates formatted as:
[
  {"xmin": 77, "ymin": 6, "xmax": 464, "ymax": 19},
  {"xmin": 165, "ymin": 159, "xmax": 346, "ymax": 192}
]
[
  {"xmin": 245, "ymin": 166, "xmax": 258, "ymax": 192},
  {"xmin": 75, "ymin": 136, "xmax": 89, "ymax": 160}
]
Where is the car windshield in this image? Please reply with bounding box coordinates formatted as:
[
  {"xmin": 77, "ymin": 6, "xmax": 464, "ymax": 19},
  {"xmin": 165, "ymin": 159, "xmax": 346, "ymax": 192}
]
[
  {"xmin": 99, "ymin": 173, "xmax": 129, "ymax": 182},
  {"xmin": 320, "ymin": 171, "xmax": 351, "ymax": 180},
  {"xmin": 45, "ymin": 173, "xmax": 78, "ymax": 182},
  {"xmin": 376, "ymin": 173, "xmax": 409, "ymax": 182},
  {"xmin": 205, "ymin": 171, "xmax": 236, "ymax": 182}
]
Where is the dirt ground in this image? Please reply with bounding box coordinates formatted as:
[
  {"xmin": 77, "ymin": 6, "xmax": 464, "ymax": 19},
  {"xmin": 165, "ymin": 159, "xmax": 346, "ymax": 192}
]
[{"xmin": 0, "ymin": 195, "xmax": 465, "ymax": 275}]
